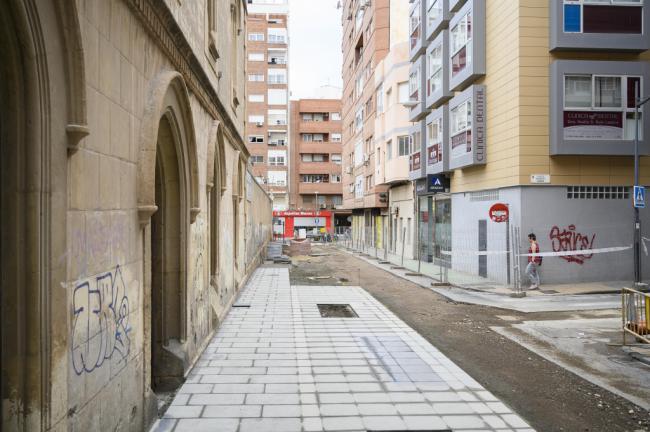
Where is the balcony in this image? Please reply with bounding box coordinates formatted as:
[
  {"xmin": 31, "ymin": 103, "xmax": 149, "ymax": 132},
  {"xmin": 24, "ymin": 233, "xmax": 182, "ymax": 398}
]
[
  {"xmin": 299, "ymin": 162, "xmax": 340, "ymax": 175},
  {"xmin": 409, "ymin": 0, "xmax": 426, "ymax": 61},
  {"xmin": 299, "ymin": 142, "xmax": 339, "ymax": 154},
  {"xmin": 299, "ymin": 121, "xmax": 340, "ymax": 133},
  {"xmin": 299, "ymin": 182, "xmax": 341, "ymax": 195},
  {"xmin": 448, "ymin": 0, "xmax": 486, "ymax": 92}
]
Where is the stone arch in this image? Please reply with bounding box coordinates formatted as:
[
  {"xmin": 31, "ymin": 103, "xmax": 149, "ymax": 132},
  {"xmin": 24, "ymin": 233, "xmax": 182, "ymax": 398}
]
[
  {"xmin": 137, "ymin": 71, "xmax": 200, "ymax": 226},
  {"xmin": 0, "ymin": 0, "xmax": 85, "ymax": 430},
  {"xmin": 207, "ymin": 121, "xmax": 226, "ymax": 290}
]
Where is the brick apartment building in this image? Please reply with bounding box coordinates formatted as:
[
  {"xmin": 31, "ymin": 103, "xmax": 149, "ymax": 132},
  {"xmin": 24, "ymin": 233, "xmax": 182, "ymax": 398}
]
[
  {"xmin": 246, "ymin": 0, "xmax": 290, "ymax": 210},
  {"xmin": 341, "ymin": 0, "xmax": 391, "ymax": 237},
  {"xmin": 289, "ymin": 99, "xmax": 351, "ymax": 231}
]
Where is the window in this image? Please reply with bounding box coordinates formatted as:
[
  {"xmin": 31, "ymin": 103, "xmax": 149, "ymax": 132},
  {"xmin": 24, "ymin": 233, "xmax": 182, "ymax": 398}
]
[
  {"xmin": 248, "ymin": 52, "xmax": 264, "ymax": 61},
  {"xmin": 249, "ymin": 94, "xmax": 264, "ymax": 103},
  {"xmin": 313, "ymin": 134, "xmax": 324, "ymax": 142},
  {"xmin": 267, "ymin": 171, "xmax": 287, "ymax": 186},
  {"xmin": 355, "ymin": 175, "xmax": 364, "ymax": 198},
  {"xmin": 365, "ymin": 175, "xmax": 374, "ymax": 191},
  {"xmin": 331, "ymin": 154, "xmax": 342, "ymax": 164},
  {"xmin": 386, "ymin": 140, "xmax": 393, "ymax": 160},
  {"xmin": 314, "ymin": 113, "xmax": 326, "ymax": 122},
  {"xmin": 354, "ymin": 140, "xmax": 364, "ymax": 166},
  {"xmin": 563, "ymin": 74, "xmax": 643, "ymax": 140},
  {"xmin": 268, "ymin": 89, "xmax": 287, "ymax": 105},
  {"xmin": 332, "ymin": 195, "xmax": 343, "ymax": 205},
  {"xmin": 268, "ymin": 28, "xmax": 287, "ymax": 44},
  {"xmin": 268, "ymin": 69, "xmax": 287, "ymax": 84},
  {"xmin": 409, "ymin": 67, "xmax": 420, "ymax": 103},
  {"xmin": 427, "ymin": 0, "xmax": 442, "ymax": 27},
  {"xmin": 268, "ymin": 132, "xmax": 286, "ymax": 146},
  {"xmin": 301, "ymin": 174, "xmax": 329, "ymax": 183},
  {"xmin": 249, "ymin": 115, "xmax": 265, "ymax": 124},
  {"xmin": 248, "ymin": 33, "xmax": 265, "ymax": 41},
  {"xmin": 365, "ymin": 136, "xmax": 373, "ymax": 155},
  {"xmin": 428, "ymin": 43, "xmax": 443, "ymax": 96},
  {"xmin": 331, "ymin": 174, "xmax": 342, "ymax": 183},
  {"xmin": 268, "ymin": 150, "xmax": 286, "ymax": 166},
  {"xmin": 302, "ymin": 113, "xmax": 313, "ymax": 121},
  {"xmin": 248, "ymin": 135, "xmax": 264, "ymax": 143},
  {"xmin": 268, "ymin": 109, "xmax": 287, "ymax": 125},
  {"xmin": 398, "ymin": 82, "xmax": 409, "ymax": 104},
  {"xmin": 398, "ymin": 136, "xmax": 411, "ymax": 156},
  {"xmin": 376, "ymin": 85, "xmax": 384, "ymax": 114},
  {"xmin": 331, "ymin": 112, "xmax": 342, "ymax": 121},
  {"xmin": 312, "ymin": 154, "xmax": 325, "ymax": 162},
  {"xmin": 387, "ymin": 87, "xmax": 393, "ymax": 107},
  {"xmin": 563, "ymin": 0, "xmax": 643, "ymax": 34},
  {"xmin": 450, "ymin": 11, "xmax": 472, "ymax": 77},
  {"xmin": 248, "ymin": 73, "xmax": 264, "ymax": 82},
  {"xmin": 355, "ymin": 7, "xmax": 365, "ymax": 32},
  {"xmin": 250, "ymin": 155, "xmax": 264, "ymax": 165},
  {"xmin": 566, "ymin": 185, "xmax": 630, "ymax": 200},
  {"xmin": 450, "ymin": 100, "xmax": 472, "ymax": 157},
  {"xmin": 207, "ymin": 0, "xmax": 220, "ymax": 60},
  {"xmin": 354, "ymin": 107, "xmax": 364, "ymax": 132},
  {"xmin": 302, "ymin": 134, "xmax": 313, "ymax": 142},
  {"xmin": 410, "ymin": 0, "xmax": 422, "ymax": 50},
  {"xmin": 427, "ymin": 117, "xmax": 443, "ymax": 164},
  {"xmin": 331, "ymin": 133, "xmax": 342, "ymax": 142}
]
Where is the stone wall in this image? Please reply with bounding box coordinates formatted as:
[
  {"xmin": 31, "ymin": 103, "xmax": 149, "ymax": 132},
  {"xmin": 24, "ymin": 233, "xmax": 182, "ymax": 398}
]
[{"xmin": 0, "ymin": 1, "xmax": 271, "ymax": 431}]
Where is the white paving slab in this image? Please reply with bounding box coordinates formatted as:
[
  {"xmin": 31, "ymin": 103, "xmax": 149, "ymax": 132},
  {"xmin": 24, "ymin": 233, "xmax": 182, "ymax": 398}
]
[{"xmin": 151, "ymin": 267, "xmax": 535, "ymax": 432}]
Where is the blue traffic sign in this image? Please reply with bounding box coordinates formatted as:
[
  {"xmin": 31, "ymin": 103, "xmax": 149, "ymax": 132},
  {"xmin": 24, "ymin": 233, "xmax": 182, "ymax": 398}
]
[{"xmin": 634, "ymin": 185, "xmax": 645, "ymax": 208}]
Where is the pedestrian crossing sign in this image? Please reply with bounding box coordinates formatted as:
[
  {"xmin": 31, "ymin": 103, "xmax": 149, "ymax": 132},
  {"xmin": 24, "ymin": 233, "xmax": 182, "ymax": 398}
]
[{"xmin": 634, "ymin": 185, "xmax": 645, "ymax": 208}]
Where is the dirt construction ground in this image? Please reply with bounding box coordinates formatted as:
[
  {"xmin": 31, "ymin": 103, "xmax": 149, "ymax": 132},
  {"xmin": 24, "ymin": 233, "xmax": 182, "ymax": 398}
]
[{"xmin": 288, "ymin": 244, "xmax": 650, "ymax": 432}]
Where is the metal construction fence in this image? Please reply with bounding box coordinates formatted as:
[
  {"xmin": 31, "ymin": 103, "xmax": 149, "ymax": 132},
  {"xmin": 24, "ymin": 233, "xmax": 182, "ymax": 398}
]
[
  {"xmin": 623, "ymin": 287, "xmax": 650, "ymax": 345},
  {"xmin": 343, "ymin": 221, "xmax": 644, "ymax": 293}
]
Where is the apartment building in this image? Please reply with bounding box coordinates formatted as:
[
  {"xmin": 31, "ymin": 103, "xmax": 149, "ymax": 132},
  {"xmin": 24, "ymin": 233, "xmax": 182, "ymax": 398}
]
[
  {"xmin": 373, "ymin": 40, "xmax": 418, "ymax": 258},
  {"xmin": 341, "ymin": 0, "xmax": 392, "ymax": 245},
  {"xmin": 407, "ymin": 0, "xmax": 650, "ymax": 285},
  {"xmin": 289, "ymin": 99, "xmax": 352, "ymax": 228},
  {"xmin": 246, "ymin": 0, "xmax": 290, "ymax": 210}
]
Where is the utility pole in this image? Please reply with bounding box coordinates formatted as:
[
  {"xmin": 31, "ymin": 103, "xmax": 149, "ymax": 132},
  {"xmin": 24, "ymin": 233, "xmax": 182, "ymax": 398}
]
[{"xmin": 633, "ymin": 81, "xmax": 650, "ymax": 288}]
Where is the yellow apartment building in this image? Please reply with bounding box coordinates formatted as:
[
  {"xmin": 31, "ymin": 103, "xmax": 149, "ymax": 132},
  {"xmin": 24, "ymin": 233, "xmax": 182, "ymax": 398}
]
[{"xmin": 407, "ymin": 0, "xmax": 650, "ymax": 285}]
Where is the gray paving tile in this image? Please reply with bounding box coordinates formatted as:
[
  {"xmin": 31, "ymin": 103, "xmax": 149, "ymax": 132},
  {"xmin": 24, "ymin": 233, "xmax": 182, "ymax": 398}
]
[
  {"xmin": 174, "ymin": 418, "xmax": 238, "ymax": 432},
  {"xmin": 262, "ymin": 404, "xmax": 302, "ymax": 417},
  {"xmin": 322, "ymin": 416, "xmax": 364, "ymax": 431},
  {"xmin": 239, "ymin": 417, "xmax": 302, "ymax": 432},
  {"xmin": 362, "ymin": 415, "xmax": 407, "ymax": 431},
  {"xmin": 162, "ymin": 406, "xmax": 203, "ymax": 418},
  {"xmin": 202, "ymin": 405, "xmax": 261, "ymax": 418},
  {"xmin": 246, "ymin": 393, "xmax": 300, "ymax": 405}
]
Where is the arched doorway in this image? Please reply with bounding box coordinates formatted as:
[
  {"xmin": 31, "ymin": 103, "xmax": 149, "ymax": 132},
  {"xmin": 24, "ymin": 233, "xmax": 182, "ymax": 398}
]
[
  {"xmin": 137, "ymin": 72, "xmax": 200, "ymax": 400},
  {"xmin": 151, "ymin": 115, "xmax": 185, "ymax": 392}
]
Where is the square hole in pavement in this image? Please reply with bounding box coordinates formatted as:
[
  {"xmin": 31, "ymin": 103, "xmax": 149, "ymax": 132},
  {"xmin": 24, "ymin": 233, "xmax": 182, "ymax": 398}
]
[{"xmin": 317, "ymin": 304, "xmax": 358, "ymax": 318}]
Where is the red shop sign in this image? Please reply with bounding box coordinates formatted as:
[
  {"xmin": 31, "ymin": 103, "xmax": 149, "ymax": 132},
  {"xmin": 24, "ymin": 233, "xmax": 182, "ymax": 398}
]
[{"xmin": 489, "ymin": 203, "xmax": 509, "ymax": 223}]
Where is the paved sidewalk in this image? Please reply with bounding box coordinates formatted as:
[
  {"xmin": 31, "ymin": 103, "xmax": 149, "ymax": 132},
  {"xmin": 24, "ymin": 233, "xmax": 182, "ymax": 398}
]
[
  {"xmin": 342, "ymin": 248, "xmax": 620, "ymax": 313},
  {"xmin": 152, "ymin": 267, "xmax": 534, "ymax": 431}
]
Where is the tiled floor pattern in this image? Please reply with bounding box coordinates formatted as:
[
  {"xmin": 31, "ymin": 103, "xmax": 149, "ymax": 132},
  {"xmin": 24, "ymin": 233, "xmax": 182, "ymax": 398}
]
[{"xmin": 152, "ymin": 267, "xmax": 534, "ymax": 432}]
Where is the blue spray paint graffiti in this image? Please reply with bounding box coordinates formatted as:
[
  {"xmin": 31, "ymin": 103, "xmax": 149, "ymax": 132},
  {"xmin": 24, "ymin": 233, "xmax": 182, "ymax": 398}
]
[{"xmin": 71, "ymin": 265, "xmax": 132, "ymax": 375}]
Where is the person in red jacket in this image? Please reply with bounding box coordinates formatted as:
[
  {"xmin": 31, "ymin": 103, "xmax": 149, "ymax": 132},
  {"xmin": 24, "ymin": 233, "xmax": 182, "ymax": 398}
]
[{"xmin": 526, "ymin": 233, "xmax": 541, "ymax": 290}]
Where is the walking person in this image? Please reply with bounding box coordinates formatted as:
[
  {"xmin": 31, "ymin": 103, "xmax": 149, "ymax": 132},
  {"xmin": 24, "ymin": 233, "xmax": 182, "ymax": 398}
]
[{"xmin": 526, "ymin": 233, "xmax": 542, "ymax": 290}]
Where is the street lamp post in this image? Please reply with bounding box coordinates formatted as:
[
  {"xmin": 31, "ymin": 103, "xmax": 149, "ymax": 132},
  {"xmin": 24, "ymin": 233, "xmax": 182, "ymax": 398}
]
[{"xmin": 633, "ymin": 82, "xmax": 650, "ymax": 287}]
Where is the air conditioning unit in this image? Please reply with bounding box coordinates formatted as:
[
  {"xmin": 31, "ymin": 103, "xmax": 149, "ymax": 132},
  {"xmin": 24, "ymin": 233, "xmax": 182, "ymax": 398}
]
[
  {"xmin": 378, "ymin": 192, "xmax": 388, "ymax": 203},
  {"xmin": 345, "ymin": 166, "xmax": 352, "ymax": 174},
  {"xmin": 363, "ymin": 155, "xmax": 370, "ymax": 165},
  {"xmin": 256, "ymin": 122, "xmax": 263, "ymax": 127},
  {"xmin": 320, "ymin": 204, "xmax": 327, "ymax": 209}
]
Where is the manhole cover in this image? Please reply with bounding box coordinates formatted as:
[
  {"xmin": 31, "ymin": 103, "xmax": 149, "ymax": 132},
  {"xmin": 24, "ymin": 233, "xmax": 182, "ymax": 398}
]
[
  {"xmin": 232, "ymin": 304, "xmax": 251, "ymax": 308},
  {"xmin": 317, "ymin": 304, "xmax": 358, "ymax": 318}
]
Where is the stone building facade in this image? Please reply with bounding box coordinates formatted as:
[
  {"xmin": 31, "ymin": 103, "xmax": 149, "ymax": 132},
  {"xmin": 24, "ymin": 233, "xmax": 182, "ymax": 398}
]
[{"xmin": 0, "ymin": 1, "xmax": 272, "ymax": 431}]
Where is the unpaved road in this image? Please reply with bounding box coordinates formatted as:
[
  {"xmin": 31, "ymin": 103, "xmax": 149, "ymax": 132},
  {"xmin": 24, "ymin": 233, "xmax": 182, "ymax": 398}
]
[{"xmin": 288, "ymin": 245, "xmax": 650, "ymax": 432}]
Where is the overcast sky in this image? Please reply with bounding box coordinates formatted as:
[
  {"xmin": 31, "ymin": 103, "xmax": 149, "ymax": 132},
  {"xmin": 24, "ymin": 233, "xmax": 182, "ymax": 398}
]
[{"xmin": 289, "ymin": 0, "xmax": 343, "ymax": 100}]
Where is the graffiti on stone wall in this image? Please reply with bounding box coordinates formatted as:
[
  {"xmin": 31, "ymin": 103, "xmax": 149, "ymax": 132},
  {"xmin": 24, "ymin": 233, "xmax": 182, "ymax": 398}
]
[
  {"xmin": 71, "ymin": 265, "xmax": 131, "ymax": 375},
  {"xmin": 549, "ymin": 224, "xmax": 596, "ymax": 265}
]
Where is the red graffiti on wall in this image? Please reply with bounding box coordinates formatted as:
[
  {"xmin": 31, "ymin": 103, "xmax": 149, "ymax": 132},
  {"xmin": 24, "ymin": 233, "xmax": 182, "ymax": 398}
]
[{"xmin": 549, "ymin": 224, "xmax": 596, "ymax": 265}]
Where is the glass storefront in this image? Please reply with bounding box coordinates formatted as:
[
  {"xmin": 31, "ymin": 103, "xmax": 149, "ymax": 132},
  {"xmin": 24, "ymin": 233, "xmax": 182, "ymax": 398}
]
[{"xmin": 418, "ymin": 194, "xmax": 451, "ymax": 263}]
